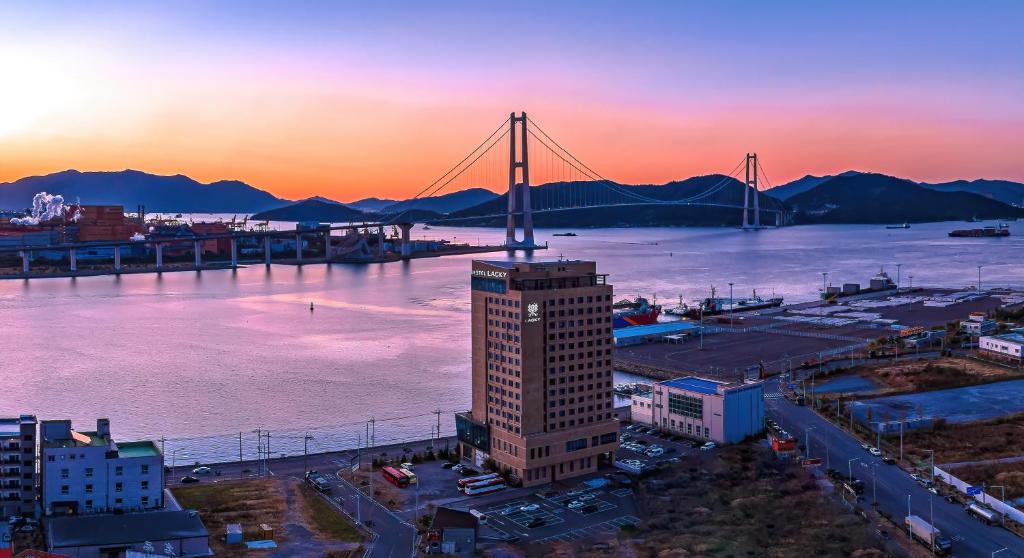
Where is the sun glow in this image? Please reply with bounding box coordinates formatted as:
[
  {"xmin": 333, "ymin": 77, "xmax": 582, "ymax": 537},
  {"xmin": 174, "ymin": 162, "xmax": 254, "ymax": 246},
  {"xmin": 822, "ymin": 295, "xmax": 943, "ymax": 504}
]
[{"xmin": 0, "ymin": 51, "xmax": 81, "ymax": 138}]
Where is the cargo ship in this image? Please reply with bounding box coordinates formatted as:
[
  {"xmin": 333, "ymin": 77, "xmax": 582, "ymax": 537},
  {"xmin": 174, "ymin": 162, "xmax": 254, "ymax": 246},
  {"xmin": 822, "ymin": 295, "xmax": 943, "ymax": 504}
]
[
  {"xmin": 820, "ymin": 269, "xmax": 896, "ymax": 301},
  {"xmin": 612, "ymin": 296, "xmax": 661, "ymax": 327},
  {"xmin": 948, "ymin": 224, "xmax": 1010, "ymax": 238},
  {"xmin": 886, "ymin": 223, "xmax": 910, "ymax": 229},
  {"xmin": 679, "ymin": 287, "xmax": 783, "ymax": 319}
]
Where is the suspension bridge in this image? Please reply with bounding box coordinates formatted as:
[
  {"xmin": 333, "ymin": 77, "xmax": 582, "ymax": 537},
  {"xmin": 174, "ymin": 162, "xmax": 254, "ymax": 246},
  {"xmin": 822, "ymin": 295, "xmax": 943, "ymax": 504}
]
[{"xmin": 388, "ymin": 111, "xmax": 792, "ymax": 248}]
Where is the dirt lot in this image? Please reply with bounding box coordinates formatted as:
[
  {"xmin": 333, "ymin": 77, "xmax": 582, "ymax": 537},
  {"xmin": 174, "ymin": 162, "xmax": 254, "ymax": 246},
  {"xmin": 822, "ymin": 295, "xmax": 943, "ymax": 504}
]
[
  {"xmin": 514, "ymin": 442, "xmax": 887, "ymax": 557},
  {"xmin": 816, "ymin": 356, "xmax": 1020, "ymax": 399},
  {"xmin": 173, "ymin": 477, "xmax": 364, "ymax": 557},
  {"xmin": 952, "ymin": 461, "xmax": 1024, "ymax": 501},
  {"xmin": 902, "ymin": 413, "xmax": 1024, "ymax": 465}
]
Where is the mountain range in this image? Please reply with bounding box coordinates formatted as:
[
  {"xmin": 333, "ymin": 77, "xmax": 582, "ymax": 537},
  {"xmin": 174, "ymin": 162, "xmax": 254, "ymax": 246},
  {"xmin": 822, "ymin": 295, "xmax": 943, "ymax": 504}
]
[
  {"xmin": 0, "ymin": 169, "xmax": 288, "ymax": 213},
  {"xmin": 2, "ymin": 168, "xmax": 1022, "ymax": 226},
  {"xmin": 766, "ymin": 171, "xmax": 1024, "ymax": 207}
]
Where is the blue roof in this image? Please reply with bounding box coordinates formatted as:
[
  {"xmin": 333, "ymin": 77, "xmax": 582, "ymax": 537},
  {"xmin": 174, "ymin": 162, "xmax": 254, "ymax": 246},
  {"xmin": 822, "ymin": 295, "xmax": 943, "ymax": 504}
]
[
  {"xmin": 613, "ymin": 322, "xmax": 700, "ymax": 339},
  {"xmin": 662, "ymin": 376, "xmax": 723, "ymax": 395},
  {"xmin": 992, "ymin": 332, "xmax": 1024, "ymax": 344}
]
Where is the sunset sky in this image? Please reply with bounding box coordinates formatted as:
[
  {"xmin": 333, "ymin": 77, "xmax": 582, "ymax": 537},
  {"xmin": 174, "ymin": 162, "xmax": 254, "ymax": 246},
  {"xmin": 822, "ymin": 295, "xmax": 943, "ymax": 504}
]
[{"xmin": 0, "ymin": 1, "xmax": 1021, "ymax": 201}]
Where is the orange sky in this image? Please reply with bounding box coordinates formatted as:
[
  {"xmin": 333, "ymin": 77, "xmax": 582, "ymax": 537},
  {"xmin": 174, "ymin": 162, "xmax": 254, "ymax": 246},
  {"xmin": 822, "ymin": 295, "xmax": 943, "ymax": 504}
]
[{"xmin": 1, "ymin": 3, "xmax": 1021, "ymax": 202}]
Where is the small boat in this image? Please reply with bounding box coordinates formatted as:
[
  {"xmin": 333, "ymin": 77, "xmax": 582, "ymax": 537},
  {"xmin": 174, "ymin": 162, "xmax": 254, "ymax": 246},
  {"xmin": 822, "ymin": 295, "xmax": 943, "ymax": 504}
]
[
  {"xmin": 664, "ymin": 295, "xmax": 690, "ymax": 316},
  {"xmin": 553, "ymin": 232, "xmax": 577, "ymax": 237},
  {"xmin": 886, "ymin": 223, "xmax": 910, "ymax": 229},
  {"xmin": 683, "ymin": 286, "xmax": 783, "ymax": 319}
]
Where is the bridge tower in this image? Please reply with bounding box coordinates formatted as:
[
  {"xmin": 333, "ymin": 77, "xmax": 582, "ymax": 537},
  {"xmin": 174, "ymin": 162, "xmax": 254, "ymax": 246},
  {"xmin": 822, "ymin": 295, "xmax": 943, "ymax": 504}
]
[
  {"xmin": 742, "ymin": 153, "xmax": 761, "ymax": 229},
  {"xmin": 505, "ymin": 112, "xmax": 535, "ymax": 248}
]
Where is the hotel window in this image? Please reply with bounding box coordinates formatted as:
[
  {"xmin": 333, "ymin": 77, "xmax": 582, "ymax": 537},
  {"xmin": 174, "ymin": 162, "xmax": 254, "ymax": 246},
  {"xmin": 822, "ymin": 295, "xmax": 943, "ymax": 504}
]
[
  {"xmin": 60, "ymin": 468, "xmax": 69, "ymax": 479},
  {"xmin": 60, "ymin": 485, "xmax": 69, "ymax": 495},
  {"xmin": 115, "ymin": 466, "xmax": 123, "ymax": 476},
  {"xmin": 115, "ymin": 482, "xmax": 123, "ymax": 493},
  {"xmin": 141, "ymin": 464, "xmax": 149, "ymax": 475},
  {"xmin": 141, "ymin": 480, "xmax": 149, "ymax": 490},
  {"xmin": 85, "ymin": 484, "xmax": 93, "ymax": 494},
  {"xmin": 85, "ymin": 467, "xmax": 93, "ymax": 478}
]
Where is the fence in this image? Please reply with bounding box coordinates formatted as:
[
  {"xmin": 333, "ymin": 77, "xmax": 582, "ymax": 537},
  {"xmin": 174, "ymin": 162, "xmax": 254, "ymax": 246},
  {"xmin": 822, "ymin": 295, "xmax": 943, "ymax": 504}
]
[{"xmin": 933, "ymin": 465, "xmax": 1024, "ymax": 524}]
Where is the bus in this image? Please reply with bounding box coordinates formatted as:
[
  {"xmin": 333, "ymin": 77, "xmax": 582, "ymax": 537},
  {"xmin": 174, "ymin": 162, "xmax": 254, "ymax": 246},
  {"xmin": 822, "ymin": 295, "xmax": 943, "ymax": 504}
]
[
  {"xmin": 967, "ymin": 503, "xmax": 1001, "ymax": 525},
  {"xmin": 381, "ymin": 466, "xmax": 410, "ymax": 488},
  {"xmin": 457, "ymin": 473, "xmax": 499, "ymax": 489},
  {"xmin": 461, "ymin": 477, "xmax": 505, "ymax": 492},
  {"xmin": 400, "ymin": 468, "xmax": 418, "ymax": 484},
  {"xmin": 464, "ymin": 481, "xmax": 506, "ymax": 496},
  {"xmin": 469, "ymin": 509, "xmax": 488, "ymax": 524}
]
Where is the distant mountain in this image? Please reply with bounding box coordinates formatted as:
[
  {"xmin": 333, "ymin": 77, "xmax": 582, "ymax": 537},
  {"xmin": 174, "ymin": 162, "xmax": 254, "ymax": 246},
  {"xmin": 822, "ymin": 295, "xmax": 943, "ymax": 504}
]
[
  {"xmin": 766, "ymin": 171, "xmax": 863, "ymax": 200},
  {"xmin": 250, "ymin": 199, "xmax": 371, "ymax": 222},
  {"xmin": 347, "ymin": 197, "xmax": 398, "ymax": 212},
  {"xmin": 304, "ymin": 195, "xmax": 344, "ymax": 205},
  {"xmin": 788, "ymin": 173, "xmax": 1024, "ymax": 224},
  {"xmin": 921, "ymin": 179, "xmax": 1024, "ymax": 207},
  {"xmin": 381, "ymin": 188, "xmax": 499, "ymax": 215},
  {"xmin": 0, "ymin": 169, "xmax": 287, "ymax": 212},
  {"xmin": 442, "ymin": 176, "xmax": 786, "ymax": 227}
]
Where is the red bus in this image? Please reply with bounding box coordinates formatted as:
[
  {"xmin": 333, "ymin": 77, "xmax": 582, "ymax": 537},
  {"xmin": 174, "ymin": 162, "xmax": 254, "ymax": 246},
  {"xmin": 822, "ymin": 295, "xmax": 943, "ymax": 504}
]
[
  {"xmin": 457, "ymin": 473, "xmax": 499, "ymax": 489},
  {"xmin": 381, "ymin": 466, "xmax": 409, "ymax": 488}
]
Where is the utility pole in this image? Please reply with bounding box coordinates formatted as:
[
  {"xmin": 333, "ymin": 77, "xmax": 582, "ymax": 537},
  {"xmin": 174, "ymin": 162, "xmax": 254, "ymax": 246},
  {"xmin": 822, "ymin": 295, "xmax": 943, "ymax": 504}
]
[
  {"xmin": 977, "ymin": 265, "xmax": 983, "ymax": 292},
  {"xmin": 303, "ymin": 432, "xmax": 313, "ymax": 475},
  {"xmin": 435, "ymin": 409, "xmax": 442, "ymax": 450},
  {"xmin": 254, "ymin": 428, "xmax": 262, "ymax": 476},
  {"xmin": 899, "ymin": 421, "xmax": 904, "ymax": 464},
  {"xmin": 239, "ymin": 432, "xmax": 243, "ymax": 464},
  {"xmin": 896, "ymin": 263, "xmax": 902, "ymax": 292},
  {"xmin": 728, "ymin": 282, "xmax": 734, "ymax": 326},
  {"xmin": 805, "ymin": 426, "xmax": 816, "ymax": 459}
]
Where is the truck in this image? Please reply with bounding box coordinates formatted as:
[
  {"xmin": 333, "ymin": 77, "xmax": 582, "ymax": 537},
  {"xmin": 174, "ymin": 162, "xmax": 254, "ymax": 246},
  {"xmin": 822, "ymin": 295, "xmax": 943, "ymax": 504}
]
[
  {"xmin": 304, "ymin": 470, "xmax": 332, "ymax": 494},
  {"xmin": 904, "ymin": 515, "xmax": 952, "ymax": 555}
]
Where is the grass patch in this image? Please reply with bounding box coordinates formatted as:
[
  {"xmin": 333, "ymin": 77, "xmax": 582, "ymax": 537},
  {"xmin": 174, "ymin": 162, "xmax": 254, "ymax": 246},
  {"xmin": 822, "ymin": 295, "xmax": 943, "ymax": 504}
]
[{"xmin": 298, "ymin": 483, "xmax": 364, "ymax": 542}]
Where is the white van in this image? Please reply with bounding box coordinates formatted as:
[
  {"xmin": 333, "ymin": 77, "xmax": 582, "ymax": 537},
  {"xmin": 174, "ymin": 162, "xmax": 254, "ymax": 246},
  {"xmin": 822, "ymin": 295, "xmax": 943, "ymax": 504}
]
[{"xmin": 469, "ymin": 509, "xmax": 488, "ymax": 524}]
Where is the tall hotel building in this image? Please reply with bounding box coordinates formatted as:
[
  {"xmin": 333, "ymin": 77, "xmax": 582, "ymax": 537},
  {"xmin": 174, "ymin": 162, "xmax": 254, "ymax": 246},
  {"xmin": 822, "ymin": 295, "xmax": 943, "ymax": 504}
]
[{"xmin": 457, "ymin": 260, "xmax": 619, "ymax": 486}]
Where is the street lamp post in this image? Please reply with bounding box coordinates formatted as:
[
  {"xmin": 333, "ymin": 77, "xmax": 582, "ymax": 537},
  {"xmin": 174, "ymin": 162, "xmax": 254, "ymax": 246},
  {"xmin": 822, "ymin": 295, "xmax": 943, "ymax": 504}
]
[
  {"xmin": 805, "ymin": 426, "xmax": 816, "ymax": 459},
  {"xmin": 871, "ymin": 463, "xmax": 878, "ymax": 505},
  {"xmin": 699, "ymin": 306, "xmax": 704, "ymax": 349},
  {"xmin": 896, "ymin": 263, "xmax": 902, "ymax": 292},
  {"xmin": 978, "ymin": 265, "xmax": 983, "ymax": 292},
  {"xmin": 848, "ymin": 457, "xmax": 860, "ymax": 485},
  {"xmin": 925, "ymin": 449, "xmax": 935, "ymax": 484},
  {"xmin": 992, "ymin": 548, "xmax": 1008, "ymax": 558}
]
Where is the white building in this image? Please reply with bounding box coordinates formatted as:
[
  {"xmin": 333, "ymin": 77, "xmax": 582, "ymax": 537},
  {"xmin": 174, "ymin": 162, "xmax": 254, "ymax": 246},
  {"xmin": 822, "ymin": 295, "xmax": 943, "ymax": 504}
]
[
  {"xmin": 961, "ymin": 312, "xmax": 997, "ymax": 336},
  {"xmin": 40, "ymin": 419, "xmax": 164, "ymax": 516},
  {"xmin": 0, "ymin": 415, "xmax": 37, "ymax": 519},
  {"xmin": 979, "ymin": 332, "xmax": 1024, "ymax": 364},
  {"xmin": 631, "ymin": 376, "xmax": 764, "ymax": 444}
]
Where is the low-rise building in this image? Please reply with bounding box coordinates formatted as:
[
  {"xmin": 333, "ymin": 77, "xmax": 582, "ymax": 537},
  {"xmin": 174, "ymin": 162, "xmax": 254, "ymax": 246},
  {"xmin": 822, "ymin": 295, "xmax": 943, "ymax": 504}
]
[
  {"xmin": 962, "ymin": 312, "xmax": 997, "ymax": 336},
  {"xmin": 47, "ymin": 510, "xmax": 209, "ymax": 558},
  {"xmin": 979, "ymin": 332, "xmax": 1024, "ymax": 364},
  {"xmin": 0, "ymin": 415, "xmax": 37, "ymax": 519},
  {"xmin": 632, "ymin": 376, "xmax": 764, "ymax": 444},
  {"xmin": 40, "ymin": 419, "xmax": 164, "ymax": 516},
  {"xmin": 426, "ymin": 507, "xmax": 477, "ymax": 557}
]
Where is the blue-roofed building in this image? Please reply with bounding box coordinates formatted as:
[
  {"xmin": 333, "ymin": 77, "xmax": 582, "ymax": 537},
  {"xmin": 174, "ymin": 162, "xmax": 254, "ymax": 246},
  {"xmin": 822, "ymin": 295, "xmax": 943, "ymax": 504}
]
[
  {"xmin": 631, "ymin": 376, "xmax": 764, "ymax": 444},
  {"xmin": 613, "ymin": 322, "xmax": 701, "ymax": 346}
]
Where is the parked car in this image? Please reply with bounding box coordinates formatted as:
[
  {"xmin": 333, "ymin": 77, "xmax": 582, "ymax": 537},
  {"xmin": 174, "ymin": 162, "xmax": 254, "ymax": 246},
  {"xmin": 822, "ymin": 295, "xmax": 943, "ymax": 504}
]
[
  {"xmin": 882, "ymin": 457, "xmax": 896, "ymax": 465},
  {"xmin": 441, "ymin": 462, "xmax": 455, "ymax": 469},
  {"xmin": 567, "ymin": 500, "xmax": 586, "ymax": 510},
  {"xmin": 192, "ymin": 466, "xmax": 212, "ymax": 475},
  {"xmin": 520, "ymin": 504, "xmax": 540, "ymax": 513},
  {"xmin": 180, "ymin": 476, "xmax": 200, "ymax": 484},
  {"xmin": 582, "ymin": 504, "xmax": 599, "ymax": 514},
  {"xmin": 577, "ymin": 493, "xmax": 596, "ymax": 502},
  {"xmin": 861, "ymin": 443, "xmax": 872, "ymax": 452},
  {"xmin": 869, "ymin": 447, "xmax": 881, "ymax": 457},
  {"xmin": 700, "ymin": 442, "xmax": 717, "ymax": 451},
  {"xmin": 526, "ymin": 517, "xmax": 546, "ymax": 528}
]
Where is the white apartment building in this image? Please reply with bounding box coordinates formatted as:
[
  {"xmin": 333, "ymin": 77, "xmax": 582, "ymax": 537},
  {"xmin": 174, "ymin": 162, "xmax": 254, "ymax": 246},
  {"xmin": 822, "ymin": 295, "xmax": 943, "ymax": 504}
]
[
  {"xmin": 40, "ymin": 418, "xmax": 164, "ymax": 515},
  {"xmin": 980, "ymin": 332, "xmax": 1024, "ymax": 364},
  {"xmin": 0, "ymin": 415, "xmax": 37, "ymax": 519}
]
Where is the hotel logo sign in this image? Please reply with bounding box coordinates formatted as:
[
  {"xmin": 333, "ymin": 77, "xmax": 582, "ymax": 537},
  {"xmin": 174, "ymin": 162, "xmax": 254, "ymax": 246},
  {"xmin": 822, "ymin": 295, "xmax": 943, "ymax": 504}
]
[
  {"xmin": 471, "ymin": 270, "xmax": 507, "ymax": 279},
  {"xmin": 526, "ymin": 302, "xmax": 541, "ymax": 323}
]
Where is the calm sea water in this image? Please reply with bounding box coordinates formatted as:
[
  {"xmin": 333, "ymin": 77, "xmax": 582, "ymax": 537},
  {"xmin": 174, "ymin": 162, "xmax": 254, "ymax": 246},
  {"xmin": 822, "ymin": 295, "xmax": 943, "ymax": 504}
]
[{"xmin": 1, "ymin": 221, "xmax": 1021, "ymax": 463}]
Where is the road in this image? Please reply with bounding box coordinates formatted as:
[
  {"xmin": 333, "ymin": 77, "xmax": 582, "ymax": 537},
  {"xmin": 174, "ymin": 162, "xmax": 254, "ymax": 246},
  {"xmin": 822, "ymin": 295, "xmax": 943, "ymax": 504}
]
[{"xmin": 765, "ymin": 382, "xmax": 1023, "ymax": 558}]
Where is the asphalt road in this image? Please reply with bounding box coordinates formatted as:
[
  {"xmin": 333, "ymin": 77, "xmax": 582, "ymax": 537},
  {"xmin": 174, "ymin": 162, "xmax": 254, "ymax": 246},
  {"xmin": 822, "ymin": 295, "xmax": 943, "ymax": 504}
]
[{"xmin": 766, "ymin": 386, "xmax": 1023, "ymax": 558}]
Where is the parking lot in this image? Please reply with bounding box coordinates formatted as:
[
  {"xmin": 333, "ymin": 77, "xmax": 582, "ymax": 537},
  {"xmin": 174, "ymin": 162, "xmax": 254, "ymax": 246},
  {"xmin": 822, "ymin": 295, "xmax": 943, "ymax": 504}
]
[
  {"xmin": 616, "ymin": 422, "xmax": 704, "ymax": 471},
  {"xmin": 475, "ymin": 476, "xmax": 640, "ymax": 542}
]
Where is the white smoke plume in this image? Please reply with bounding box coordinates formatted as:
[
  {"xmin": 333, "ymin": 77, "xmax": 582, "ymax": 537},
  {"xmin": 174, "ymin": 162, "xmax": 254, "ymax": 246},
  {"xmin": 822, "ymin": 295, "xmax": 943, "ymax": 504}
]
[
  {"xmin": 10, "ymin": 192, "xmax": 81, "ymax": 225},
  {"xmin": 130, "ymin": 232, "xmax": 146, "ymax": 241}
]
